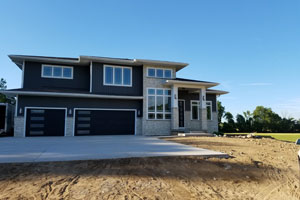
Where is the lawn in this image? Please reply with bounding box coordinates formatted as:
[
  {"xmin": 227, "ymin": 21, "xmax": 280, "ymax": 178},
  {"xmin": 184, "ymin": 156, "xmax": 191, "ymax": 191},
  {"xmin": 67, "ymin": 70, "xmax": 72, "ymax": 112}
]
[{"xmin": 225, "ymin": 133, "xmax": 300, "ymax": 143}]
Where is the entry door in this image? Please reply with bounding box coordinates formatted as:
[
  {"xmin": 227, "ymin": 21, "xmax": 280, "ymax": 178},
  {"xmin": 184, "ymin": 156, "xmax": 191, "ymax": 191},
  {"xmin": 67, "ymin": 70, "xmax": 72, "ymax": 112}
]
[{"xmin": 178, "ymin": 100, "xmax": 185, "ymax": 128}]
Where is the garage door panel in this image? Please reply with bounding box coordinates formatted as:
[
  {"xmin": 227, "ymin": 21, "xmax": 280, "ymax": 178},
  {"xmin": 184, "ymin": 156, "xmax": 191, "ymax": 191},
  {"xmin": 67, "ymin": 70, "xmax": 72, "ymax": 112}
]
[
  {"xmin": 26, "ymin": 109, "xmax": 65, "ymax": 137},
  {"xmin": 75, "ymin": 110, "xmax": 135, "ymax": 136}
]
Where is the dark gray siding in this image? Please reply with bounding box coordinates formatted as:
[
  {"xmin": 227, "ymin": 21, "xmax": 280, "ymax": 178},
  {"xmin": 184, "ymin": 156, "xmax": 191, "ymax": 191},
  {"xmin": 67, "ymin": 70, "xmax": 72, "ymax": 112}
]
[
  {"xmin": 23, "ymin": 61, "xmax": 90, "ymax": 91},
  {"xmin": 206, "ymin": 94, "xmax": 217, "ymax": 112},
  {"xmin": 178, "ymin": 91, "xmax": 217, "ymax": 112},
  {"xmin": 91, "ymin": 62, "xmax": 143, "ymax": 96},
  {"xmin": 17, "ymin": 95, "xmax": 143, "ymax": 117}
]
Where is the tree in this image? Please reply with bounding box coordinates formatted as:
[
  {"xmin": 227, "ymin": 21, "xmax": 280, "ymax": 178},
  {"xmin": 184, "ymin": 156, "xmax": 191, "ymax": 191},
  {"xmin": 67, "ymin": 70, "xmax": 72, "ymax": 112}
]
[
  {"xmin": 0, "ymin": 78, "xmax": 7, "ymax": 103},
  {"xmin": 236, "ymin": 114, "xmax": 246, "ymax": 132},
  {"xmin": 217, "ymin": 101, "xmax": 225, "ymax": 122}
]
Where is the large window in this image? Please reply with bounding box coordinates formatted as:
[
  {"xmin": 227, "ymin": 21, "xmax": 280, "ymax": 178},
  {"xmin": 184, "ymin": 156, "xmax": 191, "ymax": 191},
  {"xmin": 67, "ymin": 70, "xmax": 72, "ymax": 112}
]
[
  {"xmin": 206, "ymin": 101, "xmax": 212, "ymax": 120},
  {"xmin": 147, "ymin": 68, "xmax": 173, "ymax": 78},
  {"xmin": 191, "ymin": 100, "xmax": 200, "ymax": 120},
  {"xmin": 147, "ymin": 88, "xmax": 171, "ymax": 120},
  {"xmin": 104, "ymin": 65, "xmax": 132, "ymax": 86},
  {"xmin": 42, "ymin": 65, "xmax": 73, "ymax": 79}
]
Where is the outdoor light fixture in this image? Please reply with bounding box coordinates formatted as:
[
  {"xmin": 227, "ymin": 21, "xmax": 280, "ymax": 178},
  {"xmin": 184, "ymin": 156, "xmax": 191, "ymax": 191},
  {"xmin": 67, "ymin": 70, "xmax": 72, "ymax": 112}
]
[
  {"xmin": 19, "ymin": 108, "xmax": 22, "ymax": 114},
  {"xmin": 68, "ymin": 109, "xmax": 72, "ymax": 115},
  {"xmin": 138, "ymin": 110, "xmax": 140, "ymax": 116}
]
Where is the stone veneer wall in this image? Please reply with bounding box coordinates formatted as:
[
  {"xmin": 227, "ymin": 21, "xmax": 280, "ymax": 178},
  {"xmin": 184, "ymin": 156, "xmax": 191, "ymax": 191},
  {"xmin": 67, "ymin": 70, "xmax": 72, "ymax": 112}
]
[
  {"xmin": 142, "ymin": 65, "xmax": 176, "ymax": 135},
  {"xmin": 207, "ymin": 112, "xmax": 218, "ymax": 133},
  {"xmin": 65, "ymin": 117, "xmax": 73, "ymax": 136},
  {"xmin": 184, "ymin": 111, "xmax": 202, "ymax": 131},
  {"xmin": 14, "ymin": 116, "xmax": 24, "ymax": 137}
]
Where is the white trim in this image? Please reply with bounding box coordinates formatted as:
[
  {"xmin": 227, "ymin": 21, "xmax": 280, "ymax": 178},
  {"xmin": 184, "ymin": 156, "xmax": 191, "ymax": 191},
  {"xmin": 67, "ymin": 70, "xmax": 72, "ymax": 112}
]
[
  {"xmin": 190, "ymin": 100, "xmax": 200, "ymax": 120},
  {"xmin": 24, "ymin": 107, "xmax": 67, "ymax": 137},
  {"xmin": 21, "ymin": 61, "xmax": 25, "ymax": 88},
  {"xmin": 41, "ymin": 64, "xmax": 73, "ymax": 79},
  {"xmin": 103, "ymin": 65, "xmax": 132, "ymax": 87},
  {"xmin": 178, "ymin": 99, "xmax": 185, "ymax": 128},
  {"xmin": 2, "ymin": 90, "xmax": 143, "ymax": 100},
  {"xmin": 206, "ymin": 101, "xmax": 213, "ymax": 120},
  {"xmin": 165, "ymin": 80, "xmax": 219, "ymax": 88},
  {"xmin": 73, "ymin": 108, "xmax": 137, "ymax": 136},
  {"xmin": 15, "ymin": 95, "xmax": 18, "ymax": 117},
  {"xmin": 90, "ymin": 62, "xmax": 93, "ymax": 93},
  {"xmin": 146, "ymin": 67, "xmax": 173, "ymax": 79},
  {"xmin": 146, "ymin": 87, "xmax": 171, "ymax": 120}
]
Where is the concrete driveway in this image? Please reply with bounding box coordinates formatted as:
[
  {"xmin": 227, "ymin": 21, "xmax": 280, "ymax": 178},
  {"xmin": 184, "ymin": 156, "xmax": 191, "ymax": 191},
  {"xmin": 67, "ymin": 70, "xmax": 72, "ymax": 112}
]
[{"xmin": 0, "ymin": 136, "xmax": 228, "ymax": 163}]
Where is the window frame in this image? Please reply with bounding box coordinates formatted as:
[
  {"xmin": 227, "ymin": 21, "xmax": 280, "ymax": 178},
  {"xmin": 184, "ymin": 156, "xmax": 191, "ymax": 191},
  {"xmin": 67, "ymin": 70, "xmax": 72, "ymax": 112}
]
[
  {"xmin": 41, "ymin": 64, "xmax": 73, "ymax": 79},
  {"xmin": 190, "ymin": 100, "xmax": 200, "ymax": 120},
  {"xmin": 206, "ymin": 101, "xmax": 213, "ymax": 120},
  {"xmin": 147, "ymin": 88, "xmax": 172, "ymax": 120},
  {"xmin": 103, "ymin": 65, "xmax": 132, "ymax": 87},
  {"xmin": 147, "ymin": 67, "xmax": 173, "ymax": 79}
]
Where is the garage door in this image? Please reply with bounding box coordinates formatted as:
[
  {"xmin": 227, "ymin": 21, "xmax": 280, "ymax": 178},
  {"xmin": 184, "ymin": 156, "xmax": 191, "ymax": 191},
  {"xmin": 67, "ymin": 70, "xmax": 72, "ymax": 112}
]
[
  {"xmin": 25, "ymin": 108, "xmax": 65, "ymax": 137},
  {"xmin": 75, "ymin": 110, "xmax": 135, "ymax": 136}
]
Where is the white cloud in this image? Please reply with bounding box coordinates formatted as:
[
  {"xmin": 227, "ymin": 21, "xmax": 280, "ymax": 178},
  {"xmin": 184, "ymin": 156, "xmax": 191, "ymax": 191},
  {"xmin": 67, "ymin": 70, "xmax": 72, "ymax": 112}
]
[{"xmin": 240, "ymin": 82, "xmax": 273, "ymax": 86}]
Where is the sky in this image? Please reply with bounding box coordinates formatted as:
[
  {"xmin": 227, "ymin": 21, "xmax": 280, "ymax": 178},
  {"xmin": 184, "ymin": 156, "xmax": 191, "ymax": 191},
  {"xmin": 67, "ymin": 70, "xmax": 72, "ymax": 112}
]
[{"xmin": 0, "ymin": 0, "xmax": 299, "ymax": 119}]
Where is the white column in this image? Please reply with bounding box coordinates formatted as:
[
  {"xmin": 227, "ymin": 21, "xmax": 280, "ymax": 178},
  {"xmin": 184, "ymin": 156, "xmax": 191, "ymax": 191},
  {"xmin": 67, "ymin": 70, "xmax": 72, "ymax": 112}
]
[
  {"xmin": 171, "ymin": 85, "xmax": 179, "ymax": 130},
  {"xmin": 200, "ymin": 88, "xmax": 207, "ymax": 131}
]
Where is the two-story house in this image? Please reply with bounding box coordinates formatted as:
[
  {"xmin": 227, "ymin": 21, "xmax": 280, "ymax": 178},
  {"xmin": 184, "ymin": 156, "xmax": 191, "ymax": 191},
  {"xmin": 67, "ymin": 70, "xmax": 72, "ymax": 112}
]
[{"xmin": 3, "ymin": 55, "xmax": 228, "ymax": 137}]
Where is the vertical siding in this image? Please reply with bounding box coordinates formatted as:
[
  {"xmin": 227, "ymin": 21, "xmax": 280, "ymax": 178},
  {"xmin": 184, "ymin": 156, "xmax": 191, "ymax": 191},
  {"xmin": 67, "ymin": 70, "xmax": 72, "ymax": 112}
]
[{"xmin": 23, "ymin": 61, "xmax": 90, "ymax": 91}]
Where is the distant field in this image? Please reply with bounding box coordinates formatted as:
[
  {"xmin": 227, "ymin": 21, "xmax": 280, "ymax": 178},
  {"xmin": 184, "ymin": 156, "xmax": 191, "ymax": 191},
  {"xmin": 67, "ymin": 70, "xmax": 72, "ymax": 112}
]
[{"xmin": 225, "ymin": 133, "xmax": 300, "ymax": 143}]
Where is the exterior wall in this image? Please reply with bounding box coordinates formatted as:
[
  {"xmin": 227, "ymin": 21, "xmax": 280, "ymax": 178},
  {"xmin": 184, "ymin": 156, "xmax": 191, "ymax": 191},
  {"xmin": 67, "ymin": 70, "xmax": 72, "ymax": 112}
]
[
  {"xmin": 142, "ymin": 65, "xmax": 175, "ymax": 135},
  {"xmin": 65, "ymin": 117, "xmax": 73, "ymax": 136},
  {"xmin": 91, "ymin": 62, "xmax": 143, "ymax": 96},
  {"xmin": 184, "ymin": 111, "xmax": 202, "ymax": 131},
  {"xmin": 17, "ymin": 95, "xmax": 143, "ymax": 117},
  {"xmin": 14, "ymin": 116, "xmax": 24, "ymax": 137},
  {"xmin": 206, "ymin": 94, "xmax": 217, "ymax": 112},
  {"xmin": 23, "ymin": 61, "xmax": 90, "ymax": 91},
  {"xmin": 207, "ymin": 112, "xmax": 218, "ymax": 133}
]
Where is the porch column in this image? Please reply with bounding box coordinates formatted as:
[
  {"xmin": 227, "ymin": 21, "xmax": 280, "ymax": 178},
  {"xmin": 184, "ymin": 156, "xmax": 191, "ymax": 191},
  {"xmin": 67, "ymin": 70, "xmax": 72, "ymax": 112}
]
[
  {"xmin": 171, "ymin": 85, "xmax": 179, "ymax": 130},
  {"xmin": 200, "ymin": 88, "xmax": 208, "ymax": 131}
]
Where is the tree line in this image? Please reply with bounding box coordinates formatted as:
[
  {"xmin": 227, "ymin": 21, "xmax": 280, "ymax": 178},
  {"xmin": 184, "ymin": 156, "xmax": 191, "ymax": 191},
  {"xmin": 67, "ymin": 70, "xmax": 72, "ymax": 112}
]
[{"xmin": 218, "ymin": 102, "xmax": 300, "ymax": 133}]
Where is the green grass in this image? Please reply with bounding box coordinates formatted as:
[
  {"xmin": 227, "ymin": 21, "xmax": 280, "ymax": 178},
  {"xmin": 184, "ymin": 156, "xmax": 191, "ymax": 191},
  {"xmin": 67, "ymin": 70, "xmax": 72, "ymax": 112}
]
[{"xmin": 224, "ymin": 133, "xmax": 300, "ymax": 143}]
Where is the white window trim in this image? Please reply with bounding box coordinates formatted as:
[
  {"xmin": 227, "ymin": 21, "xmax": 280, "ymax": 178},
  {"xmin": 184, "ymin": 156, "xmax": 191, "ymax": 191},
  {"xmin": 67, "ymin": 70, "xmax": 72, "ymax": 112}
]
[
  {"xmin": 190, "ymin": 100, "xmax": 200, "ymax": 120},
  {"xmin": 41, "ymin": 64, "xmax": 73, "ymax": 79},
  {"xmin": 206, "ymin": 101, "xmax": 213, "ymax": 120},
  {"xmin": 147, "ymin": 67, "xmax": 173, "ymax": 79},
  {"xmin": 146, "ymin": 87, "xmax": 171, "ymax": 120},
  {"xmin": 103, "ymin": 65, "xmax": 132, "ymax": 87}
]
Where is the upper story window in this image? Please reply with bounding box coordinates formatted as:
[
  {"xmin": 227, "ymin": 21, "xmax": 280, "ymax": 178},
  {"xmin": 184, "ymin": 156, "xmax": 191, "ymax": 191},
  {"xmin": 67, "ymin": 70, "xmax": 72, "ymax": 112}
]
[
  {"xmin": 147, "ymin": 68, "xmax": 173, "ymax": 79},
  {"xmin": 104, "ymin": 65, "xmax": 132, "ymax": 87},
  {"xmin": 42, "ymin": 65, "xmax": 73, "ymax": 79}
]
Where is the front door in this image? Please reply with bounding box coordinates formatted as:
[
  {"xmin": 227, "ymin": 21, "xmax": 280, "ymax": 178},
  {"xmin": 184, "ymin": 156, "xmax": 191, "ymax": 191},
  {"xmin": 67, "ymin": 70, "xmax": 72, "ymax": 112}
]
[{"xmin": 178, "ymin": 100, "xmax": 185, "ymax": 128}]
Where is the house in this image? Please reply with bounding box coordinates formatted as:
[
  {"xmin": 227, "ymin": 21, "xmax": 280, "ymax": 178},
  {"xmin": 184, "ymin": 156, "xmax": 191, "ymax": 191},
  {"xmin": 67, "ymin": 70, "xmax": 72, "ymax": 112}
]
[{"xmin": 3, "ymin": 55, "xmax": 228, "ymax": 137}]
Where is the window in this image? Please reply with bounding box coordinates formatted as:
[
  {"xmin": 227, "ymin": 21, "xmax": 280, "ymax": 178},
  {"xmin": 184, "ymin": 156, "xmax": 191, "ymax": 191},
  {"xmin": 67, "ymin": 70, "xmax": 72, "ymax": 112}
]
[
  {"xmin": 191, "ymin": 101, "xmax": 200, "ymax": 120},
  {"xmin": 42, "ymin": 65, "xmax": 73, "ymax": 79},
  {"xmin": 147, "ymin": 68, "xmax": 173, "ymax": 79},
  {"xmin": 104, "ymin": 65, "xmax": 132, "ymax": 86},
  {"xmin": 206, "ymin": 101, "xmax": 212, "ymax": 120},
  {"xmin": 147, "ymin": 88, "xmax": 171, "ymax": 120}
]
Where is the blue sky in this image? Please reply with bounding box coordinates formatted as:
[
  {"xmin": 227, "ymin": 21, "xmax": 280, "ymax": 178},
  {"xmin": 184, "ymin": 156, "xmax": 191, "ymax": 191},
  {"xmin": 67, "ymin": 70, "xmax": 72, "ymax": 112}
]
[{"xmin": 0, "ymin": 0, "xmax": 299, "ymax": 119}]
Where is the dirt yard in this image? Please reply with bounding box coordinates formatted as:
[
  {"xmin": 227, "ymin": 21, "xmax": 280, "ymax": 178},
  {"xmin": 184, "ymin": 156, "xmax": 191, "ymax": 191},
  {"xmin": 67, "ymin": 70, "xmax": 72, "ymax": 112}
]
[{"xmin": 0, "ymin": 137, "xmax": 299, "ymax": 200}]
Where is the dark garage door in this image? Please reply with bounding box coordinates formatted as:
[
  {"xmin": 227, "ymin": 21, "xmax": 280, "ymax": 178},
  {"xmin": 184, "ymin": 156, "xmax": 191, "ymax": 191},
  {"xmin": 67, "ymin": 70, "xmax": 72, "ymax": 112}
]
[
  {"xmin": 75, "ymin": 110, "xmax": 135, "ymax": 136},
  {"xmin": 26, "ymin": 108, "xmax": 65, "ymax": 137}
]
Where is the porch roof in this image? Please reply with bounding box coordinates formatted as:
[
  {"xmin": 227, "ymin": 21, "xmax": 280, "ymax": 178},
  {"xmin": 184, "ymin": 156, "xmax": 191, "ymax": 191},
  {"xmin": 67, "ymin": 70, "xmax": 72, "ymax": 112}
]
[{"xmin": 164, "ymin": 78, "xmax": 219, "ymax": 88}]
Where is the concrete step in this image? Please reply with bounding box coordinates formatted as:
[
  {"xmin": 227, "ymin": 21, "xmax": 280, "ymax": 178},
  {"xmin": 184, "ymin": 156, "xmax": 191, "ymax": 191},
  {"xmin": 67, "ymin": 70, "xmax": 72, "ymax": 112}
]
[{"xmin": 178, "ymin": 132, "xmax": 214, "ymax": 137}]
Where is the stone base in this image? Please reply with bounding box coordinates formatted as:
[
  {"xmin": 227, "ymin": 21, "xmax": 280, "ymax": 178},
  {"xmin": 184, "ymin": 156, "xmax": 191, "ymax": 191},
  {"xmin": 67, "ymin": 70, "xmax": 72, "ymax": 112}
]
[{"xmin": 14, "ymin": 116, "xmax": 24, "ymax": 137}]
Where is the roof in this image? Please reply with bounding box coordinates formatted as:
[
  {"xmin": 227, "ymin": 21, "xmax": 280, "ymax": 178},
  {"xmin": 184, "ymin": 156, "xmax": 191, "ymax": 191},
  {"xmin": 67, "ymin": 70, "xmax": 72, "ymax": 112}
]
[
  {"xmin": 1, "ymin": 88, "xmax": 143, "ymax": 100},
  {"xmin": 8, "ymin": 54, "xmax": 189, "ymax": 71},
  {"xmin": 206, "ymin": 89, "xmax": 229, "ymax": 95},
  {"xmin": 164, "ymin": 77, "xmax": 219, "ymax": 88}
]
